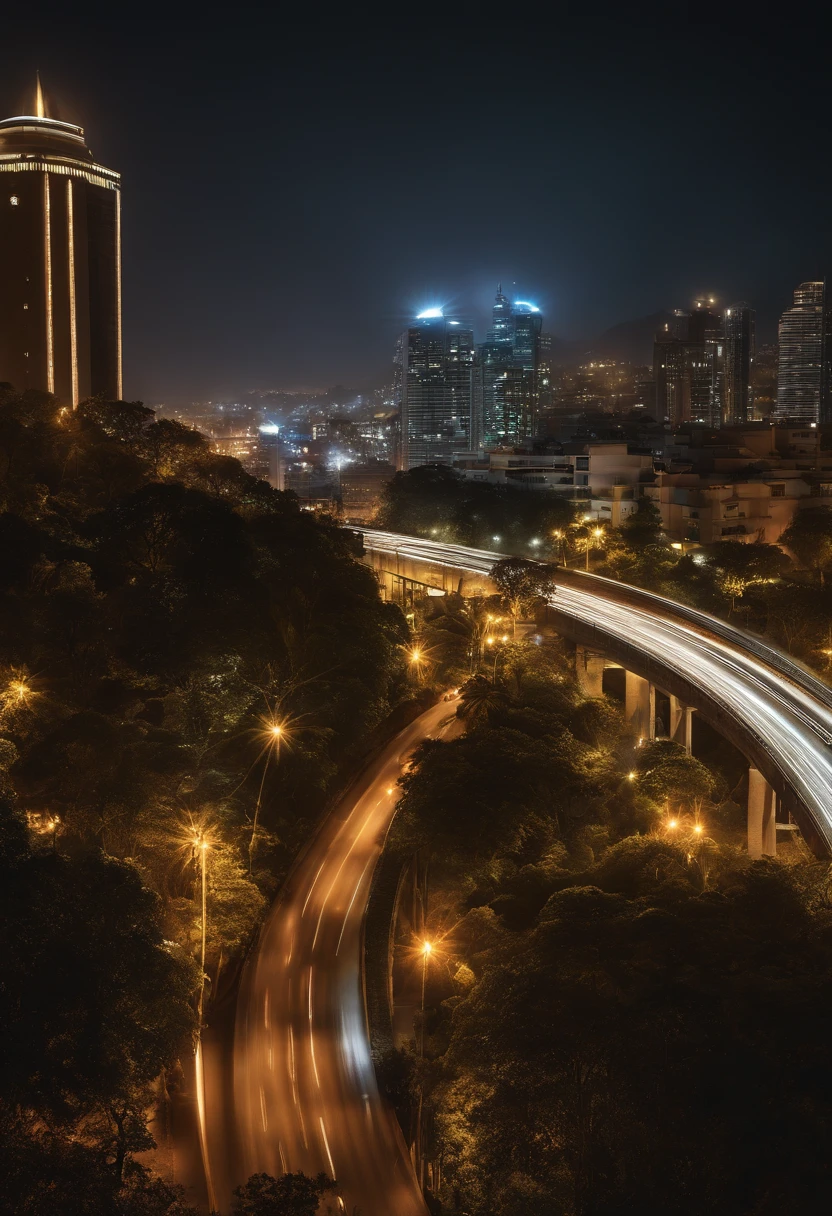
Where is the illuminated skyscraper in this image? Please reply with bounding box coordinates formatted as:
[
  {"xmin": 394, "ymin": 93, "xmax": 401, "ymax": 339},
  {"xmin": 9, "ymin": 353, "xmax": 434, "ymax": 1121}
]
[
  {"xmin": 395, "ymin": 309, "xmax": 474, "ymax": 469},
  {"xmin": 488, "ymin": 284, "xmax": 513, "ymax": 346},
  {"xmin": 776, "ymin": 281, "xmax": 832, "ymax": 422},
  {"xmin": 0, "ymin": 80, "xmax": 122, "ymax": 403},
  {"xmin": 722, "ymin": 303, "xmax": 755, "ymax": 426},
  {"xmin": 653, "ymin": 301, "xmax": 722, "ymax": 427},
  {"xmin": 476, "ymin": 292, "xmax": 543, "ymax": 445}
]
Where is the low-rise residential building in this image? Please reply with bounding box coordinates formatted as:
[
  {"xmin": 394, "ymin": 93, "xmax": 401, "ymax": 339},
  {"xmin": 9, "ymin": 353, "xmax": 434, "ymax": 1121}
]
[
  {"xmin": 647, "ymin": 421, "xmax": 832, "ymax": 543},
  {"xmin": 453, "ymin": 442, "xmax": 653, "ymax": 526},
  {"xmin": 645, "ymin": 472, "xmax": 822, "ymax": 544}
]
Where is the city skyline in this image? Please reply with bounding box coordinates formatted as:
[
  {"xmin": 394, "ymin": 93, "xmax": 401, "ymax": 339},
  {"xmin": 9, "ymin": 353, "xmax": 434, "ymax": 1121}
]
[
  {"xmin": 2, "ymin": 14, "xmax": 832, "ymax": 404},
  {"xmin": 7, "ymin": 13, "xmax": 832, "ymax": 1216}
]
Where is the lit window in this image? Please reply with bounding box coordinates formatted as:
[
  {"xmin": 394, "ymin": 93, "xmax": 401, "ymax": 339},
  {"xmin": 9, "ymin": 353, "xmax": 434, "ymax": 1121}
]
[{"xmin": 10, "ymin": 195, "xmax": 19, "ymax": 205}]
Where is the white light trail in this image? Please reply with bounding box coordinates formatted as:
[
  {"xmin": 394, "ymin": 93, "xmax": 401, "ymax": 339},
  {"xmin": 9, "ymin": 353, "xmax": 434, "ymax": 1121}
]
[{"xmin": 361, "ymin": 530, "xmax": 832, "ymax": 850}]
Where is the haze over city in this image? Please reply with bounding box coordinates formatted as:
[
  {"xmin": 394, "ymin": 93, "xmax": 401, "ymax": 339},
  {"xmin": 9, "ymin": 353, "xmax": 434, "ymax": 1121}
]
[
  {"xmin": 3, "ymin": 10, "xmax": 832, "ymax": 401},
  {"xmin": 7, "ymin": 8, "xmax": 832, "ymax": 1216}
]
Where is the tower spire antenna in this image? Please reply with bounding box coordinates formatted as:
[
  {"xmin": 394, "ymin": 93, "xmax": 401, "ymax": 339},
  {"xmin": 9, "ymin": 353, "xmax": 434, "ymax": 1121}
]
[{"xmin": 35, "ymin": 70, "xmax": 46, "ymax": 119}]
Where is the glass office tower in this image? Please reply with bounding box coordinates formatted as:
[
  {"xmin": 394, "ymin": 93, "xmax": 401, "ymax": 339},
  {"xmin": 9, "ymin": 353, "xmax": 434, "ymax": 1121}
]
[
  {"xmin": 722, "ymin": 303, "xmax": 755, "ymax": 426},
  {"xmin": 776, "ymin": 281, "xmax": 832, "ymax": 422},
  {"xmin": 476, "ymin": 291, "xmax": 543, "ymax": 446},
  {"xmin": 395, "ymin": 310, "xmax": 474, "ymax": 469}
]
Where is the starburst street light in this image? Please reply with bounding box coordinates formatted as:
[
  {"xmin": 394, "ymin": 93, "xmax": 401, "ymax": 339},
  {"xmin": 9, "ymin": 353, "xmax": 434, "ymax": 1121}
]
[
  {"xmin": 2, "ymin": 673, "xmax": 36, "ymax": 714},
  {"xmin": 406, "ymin": 640, "xmax": 433, "ymax": 685},
  {"xmin": 249, "ymin": 713, "xmax": 292, "ymax": 873}
]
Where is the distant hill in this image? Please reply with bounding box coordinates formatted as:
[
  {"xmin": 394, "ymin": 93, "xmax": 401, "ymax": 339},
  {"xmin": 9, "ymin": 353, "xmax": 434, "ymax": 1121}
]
[{"xmin": 591, "ymin": 310, "xmax": 674, "ymax": 365}]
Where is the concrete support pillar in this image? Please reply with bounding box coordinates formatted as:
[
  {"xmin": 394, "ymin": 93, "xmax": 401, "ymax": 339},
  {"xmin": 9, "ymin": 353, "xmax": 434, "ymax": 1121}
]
[
  {"xmin": 683, "ymin": 707, "xmax": 694, "ymax": 755},
  {"xmin": 625, "ymin": 672, "xmax": 655, "ymax": 742},
  {"xmin": 748, "ymin": 768, "xmax": 777, "ymax": 859},
  {"xmin": 575, "ymin": 646, "xmax": 606, "ymax": 698},
  {"xmin": 668, "ymin": 697, "xmax": 695, "ymax": 754}
]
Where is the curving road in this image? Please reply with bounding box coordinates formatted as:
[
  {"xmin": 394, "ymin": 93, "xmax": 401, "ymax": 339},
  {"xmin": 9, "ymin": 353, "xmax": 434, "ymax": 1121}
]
[
  {"xmin": 197, "ymin": 529, "xmax": 832, "ymax": 1215},
  {"xmin": 210, "ymin": 699, "xmax": 456, "ymax": 1215},
  {"xmin": 360, "ymin": 530, "xmax": 832, "ymax": 852}
]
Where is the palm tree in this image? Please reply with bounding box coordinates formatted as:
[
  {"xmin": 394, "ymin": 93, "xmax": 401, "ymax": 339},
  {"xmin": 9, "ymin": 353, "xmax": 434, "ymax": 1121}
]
[{"xmin": 457, "ymin": 675, "xmax": 510, "ymax": 725}]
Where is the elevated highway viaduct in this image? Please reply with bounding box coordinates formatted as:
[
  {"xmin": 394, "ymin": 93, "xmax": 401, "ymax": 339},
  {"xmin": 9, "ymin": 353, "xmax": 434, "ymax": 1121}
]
[{"xmin": 360, "ymin": 529, "xmax": 832, "ymax": 860}]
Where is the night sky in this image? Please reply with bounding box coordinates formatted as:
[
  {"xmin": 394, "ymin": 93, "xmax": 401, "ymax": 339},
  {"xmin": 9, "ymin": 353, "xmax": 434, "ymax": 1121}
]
[{"xmin": 2, "ymin": 9, "xmax": 829, "ymax": 404}]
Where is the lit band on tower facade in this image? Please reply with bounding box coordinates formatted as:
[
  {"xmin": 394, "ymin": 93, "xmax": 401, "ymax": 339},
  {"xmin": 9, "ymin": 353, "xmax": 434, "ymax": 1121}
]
[{"xmin": 0, "ymin": 86, "xmax": 122, "ymax": 404}]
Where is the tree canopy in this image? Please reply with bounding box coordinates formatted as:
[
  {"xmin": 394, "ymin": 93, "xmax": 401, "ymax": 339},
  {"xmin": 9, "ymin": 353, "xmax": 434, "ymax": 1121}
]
[
  {"xmin": 780, "ymin": 505, "xmax": 832, "ymax": 585},
  {"xmin": 0, "ymin": 386, "xmax": 412, "ymax": 1208},
  {"xmin": 375, "ymin": 464, "xmax": 572, "ymax": 552},
  {"xmin": 231, "ymin": 1172, "xmax": 337, "ymax": 1216}
]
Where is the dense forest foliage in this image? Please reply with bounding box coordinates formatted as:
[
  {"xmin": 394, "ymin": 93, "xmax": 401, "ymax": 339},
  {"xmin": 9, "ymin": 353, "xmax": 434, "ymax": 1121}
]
[
  {"xmin": 376, "ymin": 464, "xmax": 572, "ymax": 553},
  {"xmin": 386, "ymin": 637, "xmax": 832, "ymax": 1216},
  {"xmin": 0, "ymin": 388, "xmax": 411, "ymax": 1211}
]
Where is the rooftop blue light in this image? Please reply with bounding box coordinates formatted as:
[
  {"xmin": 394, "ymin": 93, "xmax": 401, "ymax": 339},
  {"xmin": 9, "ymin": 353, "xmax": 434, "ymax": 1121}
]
[
  {"xmin": 513, "ymin": 300, "xmax": 540, "ymax": 312},
  {"xmin": 416, "ymin": 307, "xmax": 444, "ymax": 319}
]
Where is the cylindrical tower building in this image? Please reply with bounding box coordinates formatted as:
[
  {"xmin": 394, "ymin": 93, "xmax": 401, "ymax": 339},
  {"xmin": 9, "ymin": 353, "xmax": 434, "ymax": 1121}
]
[{"xmin": 0, "ymin": 83, "xmax": 122, "ymax": 404}]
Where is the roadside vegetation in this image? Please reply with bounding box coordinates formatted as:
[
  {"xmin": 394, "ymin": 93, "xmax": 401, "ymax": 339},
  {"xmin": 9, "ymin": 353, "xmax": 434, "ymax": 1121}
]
[
  {"xmin": 0, "ymin": 387, "xmax": 412, "ymax": 1211},
  {"xmin": 386, "ymin": 629, "xmax": 832, "ymax": 1215}
]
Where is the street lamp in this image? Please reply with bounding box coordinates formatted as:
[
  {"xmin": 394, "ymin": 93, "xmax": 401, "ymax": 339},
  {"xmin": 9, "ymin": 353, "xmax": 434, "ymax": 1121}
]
[
  {"xmin": 416, "ymin": 938, "xmax": 435, "ymax": 1192},
  {"xmin": 420, "ymin": 940, "xmax": 433, "ymax": 1058},
  {"xmin": 250, "ymin": 717, "xmax": 287, "ymax": 874},
  {"xmin": 192, "ymin": 830, "xmax": 211, "ymax": 1026},
  {"xmin": 586, "ymin": 526, "xmax": 604, "ymax": 571},
  {"xmin": 191, "ymin": 827, "xmax": 217, "ymax": 1214}
]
